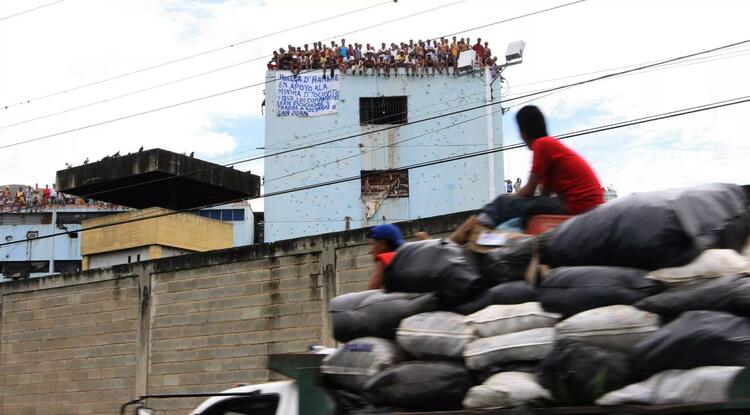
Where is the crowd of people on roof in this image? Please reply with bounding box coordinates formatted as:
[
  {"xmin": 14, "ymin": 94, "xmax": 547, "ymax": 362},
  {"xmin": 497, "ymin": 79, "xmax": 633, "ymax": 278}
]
[
  {"xmin": 268, "ymin": 37, "xmax": 498, "ymax": 76},
  {"xmin": 0, "ymin": 184, "xmax": 120, "ymax": 211}
]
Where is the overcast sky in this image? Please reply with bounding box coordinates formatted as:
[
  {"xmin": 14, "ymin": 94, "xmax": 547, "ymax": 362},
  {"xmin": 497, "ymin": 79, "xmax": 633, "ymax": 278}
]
[{"xmin": 1, "ymin": 0, "xmax": 749, "ymax": 213}]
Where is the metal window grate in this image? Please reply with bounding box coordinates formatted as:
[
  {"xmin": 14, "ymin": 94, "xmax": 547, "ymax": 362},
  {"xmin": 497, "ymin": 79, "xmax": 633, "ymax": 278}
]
[
  {"xmin": 361, "ymin": 170, "xmax": 409, "ymax": 198},
  {"xmin": 359, "ymin": 96, "xmax": 408, "ymax": 125}
]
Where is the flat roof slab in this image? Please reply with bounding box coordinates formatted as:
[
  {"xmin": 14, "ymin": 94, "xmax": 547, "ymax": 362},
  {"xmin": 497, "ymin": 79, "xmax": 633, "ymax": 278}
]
[{"xmin": 56, "ymin": 148, "xmax": 260, "ymax": 210}]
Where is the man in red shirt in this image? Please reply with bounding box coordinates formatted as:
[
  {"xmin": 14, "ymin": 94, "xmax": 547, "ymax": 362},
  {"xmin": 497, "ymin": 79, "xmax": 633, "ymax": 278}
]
[
  {"xmin": 475, "ymin": 105, "xmax": 604, "ymax": 229},
  {"xmin": 472, "ymin": 38, "xmax": 485, "ymax": 67}
]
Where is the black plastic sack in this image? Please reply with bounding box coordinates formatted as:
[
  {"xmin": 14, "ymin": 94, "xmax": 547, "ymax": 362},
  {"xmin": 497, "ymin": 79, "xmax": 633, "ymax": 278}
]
[
  {"xmin": 363, "ymin": 361, "xmax": 473, "ymax": 411},
  {"xmin": 450, "ymin": 281, "xmax": 538, "ymax": 315},
  {"xmin": 383, "ymin": 239, "xmax": 485, "ymax": 306},
  {"xmin": 541, "ymin": 183, "xmax": 750, "ymax": 270},
  {"xmin": 631, "ymin": 310, "xmax": 750, "ymax": 380},
  {"xmin": 469, "ymin": 240, "xmax": 538, "ymax": 285},
  {"xmin": 330, "ymin": 291, "xmax": 439, "ymax": 342},
  {"xmin": 537, "ymin": 339, "xmax": 633, "ymax": 405},
  {"xmin": 635, "ymin": 274, "xmax": 750, "ymax": 318},
  {"xmin": 538, "ymin": 266, "xmax": 663, "ymax": 317}
]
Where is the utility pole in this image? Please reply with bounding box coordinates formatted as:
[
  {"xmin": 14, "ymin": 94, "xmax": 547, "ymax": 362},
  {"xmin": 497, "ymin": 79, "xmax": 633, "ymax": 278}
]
[{"xmin": 485, "ymin": 67, "xmax": 496, "ymax": 201}]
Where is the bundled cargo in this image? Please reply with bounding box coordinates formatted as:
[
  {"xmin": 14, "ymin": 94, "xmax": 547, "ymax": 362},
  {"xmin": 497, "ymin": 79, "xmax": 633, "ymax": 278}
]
[
  {"xmin": 363, "ymin": 361, "xmax": 473, "ymax": 411},
  {"xmin": 469, "ymin": 242, "xmax": 536, "ymax": 284},
  {"xmin": 538, "ymin": 266, "xmax": 663, "ymax": 317},
  {"xmin": 635, "ymin": 274, "xmax": 750, "ymax": 317},
  {"xmin": 383, "ymin": 239, "xmax": 486, "ymax": 306},
  {"xmin": 540, "ymin": 183, "xmax": 750, "ymax": 270},
  {"xmin": 464, "ymin": 327, "xmax": 555, "ymax": 370},
  {"xmin": 466, "ymin": 302, "xmax": 559, "ymax": 338},
  {"xmin": 396, "ymin": 312, "xmax": 475, "ymax": 360},
  {"xmin": 537, "ymin": 339, "xmax": 633, "ymax": 405},
  {"xmin": 321, "ymin": 337, "xmax": 406, "ymax": 392},
  {"xmin": 597, "ymin": 366, "xmax": 745, "ymax": 406},
  {"xmin": 631, "ymin": 310, "xmax": 750, "ymax": 380},
  {"xmin": 449, "ymin": 281, "xmax": 537, "ymax": 315},
  {"xmin": 463, "ymin": 372, "xmax": 551, "ymax": 409},
  {"xmin": 329, "ymin": 290, "xmax": 439, "ymax": 342},
  {"xmin": 555, "ymin": 305, "xmax": 660, "ymax": 352},
  {"xmin": 646, "ymin": 249, "xmax": 750, "ymax": 285}
]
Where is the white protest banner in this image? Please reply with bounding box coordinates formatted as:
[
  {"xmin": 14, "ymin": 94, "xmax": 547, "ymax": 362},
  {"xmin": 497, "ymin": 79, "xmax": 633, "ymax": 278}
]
[{"xmin": 276, "ymin": 72, "xmax": 340, "ymax": 117}]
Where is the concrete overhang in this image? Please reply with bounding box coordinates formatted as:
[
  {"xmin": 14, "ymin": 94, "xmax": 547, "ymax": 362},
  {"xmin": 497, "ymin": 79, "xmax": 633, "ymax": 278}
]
[{"xmin": 56, "ymin": 148, "xmax": 260, "ymax": 210}]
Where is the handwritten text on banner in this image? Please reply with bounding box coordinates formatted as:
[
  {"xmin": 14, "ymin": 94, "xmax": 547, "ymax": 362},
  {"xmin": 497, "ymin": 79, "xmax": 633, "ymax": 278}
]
[{"xmin": 276, "ymin": 72, "xmax": 340, "ymax": 117}]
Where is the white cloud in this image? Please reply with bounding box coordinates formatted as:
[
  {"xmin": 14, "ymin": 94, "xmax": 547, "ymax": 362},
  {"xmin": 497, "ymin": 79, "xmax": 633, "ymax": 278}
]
[{"xmin": 1, "ymin": 0, "xmax": 749, "ymax": 209}]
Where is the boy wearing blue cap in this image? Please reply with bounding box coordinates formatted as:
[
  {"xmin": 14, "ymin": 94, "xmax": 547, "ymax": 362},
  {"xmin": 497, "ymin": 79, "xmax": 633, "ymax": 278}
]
[{"xmin": 366, "ymin": 224, "xmax": 405, "ymax": 289}]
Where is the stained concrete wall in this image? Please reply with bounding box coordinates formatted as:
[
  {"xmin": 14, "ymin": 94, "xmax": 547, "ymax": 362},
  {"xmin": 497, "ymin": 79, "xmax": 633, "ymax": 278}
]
[
  {"xmin": 0, "ymin": 210, "xmax": 471, "ymax": 415},
  {"xmin": 264, "ymin": 68, "xmax": 504, "ymax": 242}
]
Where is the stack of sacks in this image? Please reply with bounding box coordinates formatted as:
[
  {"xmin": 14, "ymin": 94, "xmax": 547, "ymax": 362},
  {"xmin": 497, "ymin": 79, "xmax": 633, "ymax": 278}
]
[
  {"xmin": 460, "ymin": 302, "xmax": 558, "ymax": 408},
  {"xmin": 323, "ymin": 183, "xmax": 750, "ymax": 412}
]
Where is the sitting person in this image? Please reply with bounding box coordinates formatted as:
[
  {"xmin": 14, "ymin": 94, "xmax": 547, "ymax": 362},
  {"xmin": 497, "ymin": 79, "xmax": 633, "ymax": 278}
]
[
  {"xmin": 367, "ymin": 224, "xmax": 405, "ymax": 289},
  {"xmin": 452, "ymin": 105, "xmax": 604, "ymax": 244}
]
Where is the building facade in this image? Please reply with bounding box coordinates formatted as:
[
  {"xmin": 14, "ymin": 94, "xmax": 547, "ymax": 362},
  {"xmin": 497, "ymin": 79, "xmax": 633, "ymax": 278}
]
[
  {"xmin": 81, "ymin": 207, "xmax": 234, "ymax": 270},
  {"xmin": 0, "ymin": 192, "xmax": 259, "ymax": 281},
  {"xmin": 264, "ymin": 68, "xmax": 504, "ymax": 242},
  {"xmin": 0, "ymin": 203, "xmax": 131, "ymax": 281}
]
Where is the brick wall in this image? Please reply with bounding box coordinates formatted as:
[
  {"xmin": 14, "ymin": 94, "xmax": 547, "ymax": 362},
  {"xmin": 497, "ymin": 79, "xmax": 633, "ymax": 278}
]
[{"xmin": 0, "ymin": 211, "xmax": 471, "ymax": 414}]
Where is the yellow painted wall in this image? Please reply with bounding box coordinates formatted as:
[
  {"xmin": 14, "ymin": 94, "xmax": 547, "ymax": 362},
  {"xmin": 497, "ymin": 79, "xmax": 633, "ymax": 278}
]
[{"xmin": 81, "ymin": 207, "xmax": 233, "ymax": 256}]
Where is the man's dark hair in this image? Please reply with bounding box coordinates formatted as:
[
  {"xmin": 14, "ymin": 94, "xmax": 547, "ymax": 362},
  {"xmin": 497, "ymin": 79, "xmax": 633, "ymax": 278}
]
[{"xmin": 516, "ymin": 105, "xmax": 548, "ymax": 140}]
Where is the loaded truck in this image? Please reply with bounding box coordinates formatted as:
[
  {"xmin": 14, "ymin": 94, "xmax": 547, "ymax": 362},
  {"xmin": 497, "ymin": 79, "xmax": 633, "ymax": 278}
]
[{"xmin": 121, "ymin": 353, "xmax": 750, "ymax": 415}]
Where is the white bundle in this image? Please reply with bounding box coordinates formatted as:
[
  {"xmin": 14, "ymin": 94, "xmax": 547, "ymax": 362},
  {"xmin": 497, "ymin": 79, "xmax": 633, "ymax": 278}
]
[
  {"xmin": 466, "ymin": 302, "xmax": 560, "ymax": 338},
  {"xmin": 556, "ymin": 305, "xmax": 660, "ymax": 351}
]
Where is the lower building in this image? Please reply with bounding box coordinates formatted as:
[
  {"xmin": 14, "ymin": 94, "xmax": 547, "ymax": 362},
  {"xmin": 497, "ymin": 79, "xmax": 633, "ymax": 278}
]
[{"xmin": 80, "ymin": 207, "xmax": 234, "ymax": 270}]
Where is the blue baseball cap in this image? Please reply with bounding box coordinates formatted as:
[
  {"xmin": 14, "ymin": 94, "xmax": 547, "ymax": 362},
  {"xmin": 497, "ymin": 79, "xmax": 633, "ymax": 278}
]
[{"xmin": 367, "ymin": 224, "xmax": 405, "ymax": 248}]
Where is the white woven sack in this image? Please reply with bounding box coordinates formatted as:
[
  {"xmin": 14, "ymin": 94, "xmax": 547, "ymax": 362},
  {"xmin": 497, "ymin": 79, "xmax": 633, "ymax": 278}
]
[
  {"xmin": 463, "ymin": 327, "xmax": 555, "ymax": 370},
  {"xmin": 597, "ymin": 366, "xmax": 744, "ymax": 406},
  {"xmin": 397, "ymin": 311, "xmax": 475, "ymax": 359},
  {"xmin": 466, "ymin": 302, "xmax": 560, "ymax": 338},
  {"xmin": 321, "ymin": 337, "xmax": 405, "ymax": 392},
  {"xmin": 463, "ymin": 372, "xmax": 551, "ymax": 408},
  {"xmin": 555, "ymin": 305, "xmax": 660, "ymax": 351},
  {"xmin": 647, "ymin": 249, "xmax": 750, "ymax": 285}
]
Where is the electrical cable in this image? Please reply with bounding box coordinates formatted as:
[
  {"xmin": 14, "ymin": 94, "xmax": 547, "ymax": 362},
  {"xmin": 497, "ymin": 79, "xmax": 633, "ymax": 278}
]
[
  {"xmin": 0, "ymin": 0, "xmax": 64, "ymax": 22},
  {"xmin": 3, "ymin": 37, "xmax": 746, "ymax": 153},
  {"xmin": 2, "ymin": 92, "xmax": 749, "ymax": 247},
  {"xmin": 1, "ymin": 37, "xmax": 746, "ymax": 218},
  {"xmin": 0, "ymin": 0, "xmax": 394, "ymax": 110},
  {"xmin": 0, "ymin": 0, "xmax": 585, "ymax": 136}
]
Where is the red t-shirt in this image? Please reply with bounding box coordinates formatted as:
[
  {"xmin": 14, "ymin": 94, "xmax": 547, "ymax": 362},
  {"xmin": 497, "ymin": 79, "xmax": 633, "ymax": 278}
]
[
  {"xmin": 472, "ymin": 44, "xmax": 484, "ymax": 61},
  {"xmin": 375, "ymin": 252, "xmax": 396, "ymax": 266},
  {"xmin": 531, "ymin": 136, "xmax": 604, "ymax": 214}
]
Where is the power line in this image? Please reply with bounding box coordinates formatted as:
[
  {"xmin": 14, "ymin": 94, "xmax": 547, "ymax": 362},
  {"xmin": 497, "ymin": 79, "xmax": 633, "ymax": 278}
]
[
  {"xmin": 260, "ymin": 42, "xmax": 750, "ymax": 154},
  {"xmin": 0, "ymin": 0, "xmax": 584, "ymax": 134},
  {"xmin": 434, "ymin": 0, "xmax": 586, "ymax": 40},
  {"xmin": 0, "ymin": 0, "xmax": 64, "ymax": 22},
  {"xmin": 3, "ymin": 93, "xmax": 749, "ymax": 247},
  {"xmin": 0, "ymin": 0, "xmax": 393, "ymax": 110},
  {"xmin": 4, "ymin": 36, "xmax": 745, "ymax": 154},
  {"xmin": 2, "ymin": 37, "xmax": 747, "ymax": 217}
]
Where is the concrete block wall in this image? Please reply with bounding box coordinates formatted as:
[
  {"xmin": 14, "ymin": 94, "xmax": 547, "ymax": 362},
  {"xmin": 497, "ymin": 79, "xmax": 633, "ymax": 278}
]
[
  {"xmin": 0, "ymin": 276, "xmax": 140, "ymax": 415},
  {"xmin": 0, "ymin": 210, "xmax": 471, "ymax": 414}
]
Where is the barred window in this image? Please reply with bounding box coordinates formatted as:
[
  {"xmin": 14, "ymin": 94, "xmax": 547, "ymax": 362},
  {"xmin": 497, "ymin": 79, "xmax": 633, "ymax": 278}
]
[{"xmin": 359, "ymin": 96, "xmax": 407, "ymax": 125}]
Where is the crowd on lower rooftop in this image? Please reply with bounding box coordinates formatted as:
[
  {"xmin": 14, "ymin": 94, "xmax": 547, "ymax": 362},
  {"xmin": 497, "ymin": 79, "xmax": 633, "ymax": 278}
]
[{"xmin": 0, "ymin": 184, "xmax": 122, "ymax": 211}]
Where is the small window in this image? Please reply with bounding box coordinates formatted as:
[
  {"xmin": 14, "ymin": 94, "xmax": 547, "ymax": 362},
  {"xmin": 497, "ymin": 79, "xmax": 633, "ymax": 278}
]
[
  {"xmin": 200, "ymin": 394, "xmax": 279, "ymax": 415},
  {"xmin": 54, "ymin": 260, "xmax": 81, "ymax": 274},
  {"xmin": 221, "ymin": 209, "xmax": 233, "ymax": 221},
  {"xmin": 210, "ymin": 210, "xmax": 221, "ymax": 221},
  {"xmin": 198, "ymin": 211, "xmax": 210, "ymax": 218},
  {"xmin": 360, "ymin": 96, "xmax": 407, "ymax": 125},
  {"xmin": 232, "ymin": 209, "xmax": 245, "ymax": 221},
  {"xmin": 361, "ymin": 169, "xmax": 409, "ymax": 197},
  {"xmin": 26, "ymin": 231, "xmax": 39, "ymax": 239}
]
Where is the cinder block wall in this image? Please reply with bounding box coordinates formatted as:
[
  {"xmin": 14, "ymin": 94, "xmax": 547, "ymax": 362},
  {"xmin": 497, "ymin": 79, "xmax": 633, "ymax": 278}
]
[{"xmin": 0, "ymin": 211, "xmax": 471, "ymax": 415}]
